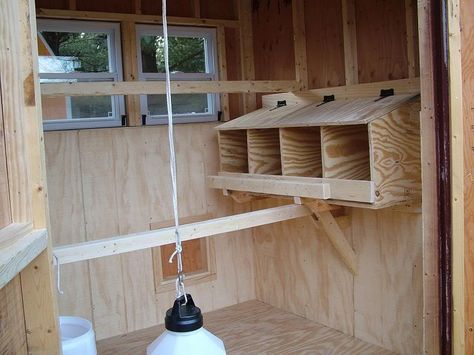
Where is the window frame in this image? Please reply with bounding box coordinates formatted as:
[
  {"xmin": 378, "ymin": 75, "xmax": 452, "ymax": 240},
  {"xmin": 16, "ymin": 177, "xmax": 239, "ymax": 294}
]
[
  {"xmin": 37, "ymin": 19, "xmax": 125, "ymax": 131},
  {"xmin": 136, "ymin": 24, "xmax": 219, "ymax": 125}
]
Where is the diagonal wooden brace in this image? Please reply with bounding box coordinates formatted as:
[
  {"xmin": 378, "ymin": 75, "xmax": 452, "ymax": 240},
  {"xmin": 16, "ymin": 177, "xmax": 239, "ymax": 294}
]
[{"xmin": 306, "ymin": 201, "xmax": 358, "ymax": 275}]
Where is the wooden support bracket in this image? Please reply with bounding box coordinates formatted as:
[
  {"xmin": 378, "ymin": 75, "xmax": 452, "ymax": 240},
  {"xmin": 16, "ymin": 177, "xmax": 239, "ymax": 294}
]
[{"xmin": 305, "ymin": 201, "xmax": 358, "ymax": 275}]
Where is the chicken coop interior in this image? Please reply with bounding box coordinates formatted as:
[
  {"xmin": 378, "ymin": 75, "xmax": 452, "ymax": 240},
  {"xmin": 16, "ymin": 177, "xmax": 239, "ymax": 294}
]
[{"xmin": 1, "ymin": 0, "xmax": 473, "ymax": 354}]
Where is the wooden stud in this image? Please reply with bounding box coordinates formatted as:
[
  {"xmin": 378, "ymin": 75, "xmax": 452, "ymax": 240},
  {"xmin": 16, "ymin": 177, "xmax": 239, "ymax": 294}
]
[
  {"xmin": 238, "ymin": 0, "xmax": 257, "ymax": 113},
  {"xmin": 341, "ymin": 0, "xmax": 358, "ymax": 85},
  {"xmin": 41, "ymin": 80, "xmax": 299, "ymax": 97},
  {"xmin": 417, "ymin": 2, "xmax": 439, "ymax": 352},
  {"xmin": 448, "ymin": 0, "xmax": 465, "ymax": 353},
  {"xmin": 193, "ymin": 0, "xmax": 200, "ymax": 18},
  {"xmin": 121, "ymin": 21, "xmax": 142, "ymax": 126},
  {"xmin": 134, "ymin": 0, "xmax": 141, "ymax": 15},
  {"xmin": 53, "ymin": 204, "xmax": 312, "ymax": 265},
  {"xmin": 217, "ymin": 26, "xmax": 231, "ymax": 122},
  {"xmin": 68, "ymin": 0, "xmax": 76, "ymax": 11},
  {"xmin": 292, "ymin": 0, "xmax": 309, "ymax": 90},
  {"xmin": 405, "ymin": 0, "xmax": 417, "ymax": 78},
  {"xmin": 36, "ymin": 8, "xmax": 240, "ymax": 28}
]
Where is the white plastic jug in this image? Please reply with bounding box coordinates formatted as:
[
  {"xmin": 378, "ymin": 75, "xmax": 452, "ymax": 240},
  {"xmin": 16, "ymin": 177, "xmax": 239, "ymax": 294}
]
[{"xmin": 60, "ymin": 316, "xmax": 97, "ymax": 355}]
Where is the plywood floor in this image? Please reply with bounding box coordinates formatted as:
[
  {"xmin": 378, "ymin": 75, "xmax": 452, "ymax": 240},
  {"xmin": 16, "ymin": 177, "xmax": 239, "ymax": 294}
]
[{"xmin": 97, "ymin": 300, "xmax": 395, "ymax": 354}]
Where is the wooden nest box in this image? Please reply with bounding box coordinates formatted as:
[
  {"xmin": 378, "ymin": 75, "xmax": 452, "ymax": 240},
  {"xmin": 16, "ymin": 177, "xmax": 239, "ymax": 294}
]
[{"xmin": 209, "ymin": 93, "xmax": 421, "ymax": 209}]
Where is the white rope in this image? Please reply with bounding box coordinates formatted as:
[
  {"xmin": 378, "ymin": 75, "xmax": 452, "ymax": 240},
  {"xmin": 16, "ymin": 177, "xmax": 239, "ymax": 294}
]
[{"xmin": 162, "ymin": 0, "xmax": 187, "ymax": 303}]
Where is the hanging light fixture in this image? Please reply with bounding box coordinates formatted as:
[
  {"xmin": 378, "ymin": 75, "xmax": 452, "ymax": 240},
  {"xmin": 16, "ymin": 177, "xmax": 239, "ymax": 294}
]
[{"xmin": 147, "ymin": 0, "xmax": 226, "ymax": 354}]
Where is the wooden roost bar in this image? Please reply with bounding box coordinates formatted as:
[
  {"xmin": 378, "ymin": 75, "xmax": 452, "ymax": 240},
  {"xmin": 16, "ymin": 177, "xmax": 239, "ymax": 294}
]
[{"xmin": 210, "ymin": 93, "xmax": 421, "ymax": 209}]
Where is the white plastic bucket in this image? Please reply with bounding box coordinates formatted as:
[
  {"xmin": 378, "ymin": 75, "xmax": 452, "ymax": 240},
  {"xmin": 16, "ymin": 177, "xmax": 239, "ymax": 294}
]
[{"xmin": 60, "ymin": 316, "xmax": 97, "ymax": 355}]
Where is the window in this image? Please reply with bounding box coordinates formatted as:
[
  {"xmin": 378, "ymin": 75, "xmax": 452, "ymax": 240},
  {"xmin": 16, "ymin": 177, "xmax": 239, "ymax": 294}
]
[
  {"xmin": 37, "ymin": 20, "xmax": 124, "ymax": 130},
  {"xmin": 136, "ymin": 25, "xmax": 219, "ymax": 124}
]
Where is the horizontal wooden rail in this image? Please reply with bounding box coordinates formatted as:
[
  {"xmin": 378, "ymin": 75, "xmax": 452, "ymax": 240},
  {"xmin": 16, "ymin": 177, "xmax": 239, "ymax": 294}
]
[
  {"xmin": 37, "ymin": 8, "xmax": 240, "ymax": 28},
  {"xmin": 0, "ymin": 223, "xmax": 48, "ymax": 289},
  {"xmin": 41, "ymin": 80, "xmax": 300, "ymax": 97},
  {"xmin": 53, "ymin": 204, "xmax": 311, "ymax": 265},
  {"xmin": 208, "ymin": 173, "xmax": 375, "ymax": 203}
]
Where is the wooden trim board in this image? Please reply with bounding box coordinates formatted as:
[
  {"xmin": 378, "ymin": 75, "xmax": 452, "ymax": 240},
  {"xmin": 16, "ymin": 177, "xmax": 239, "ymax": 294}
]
[
  {"xmin": 53, "ymin": 204, "xmax": 312, "ymax": 265},
  {"xmin": 36, "ymin": 8, "xmax": 240, "ymax": 28},
  {"xmin": 0, "ymin": 223, "xmax": 48, "ymax": 289},
  {"xmin": 209, "ymin": 173, "xmax": 375, "ymax": 203},
  {"xmin": 41, "ymin": 80, "xmax": 299, "ymax": 97}
]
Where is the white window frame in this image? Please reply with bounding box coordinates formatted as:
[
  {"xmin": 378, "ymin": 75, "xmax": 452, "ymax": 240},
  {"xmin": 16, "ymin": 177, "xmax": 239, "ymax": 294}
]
[
  {"xmin": 37, "ymin": 19, "xmax": 125, "ymax": 131},
  {"xmin": 136, "ymin": 25, "xmax": 219, "ymax": 125}
]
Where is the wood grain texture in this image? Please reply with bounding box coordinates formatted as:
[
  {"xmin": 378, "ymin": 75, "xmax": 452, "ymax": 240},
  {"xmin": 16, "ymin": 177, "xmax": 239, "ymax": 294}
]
[
  {"xmin": 224, "ymin": 27, "xmax": 243, "ymax": 119},
  {"xmin": 35, "ymin": 0, "xmax": 68, "ymax": 9},
  {"xmin": 321, "ymin": 125, "xmax": 370, "ymax": 180},
  {"xmin": 352, "ymin": 208, "xmax": 422, "ymax": 354},
  {"xmin": 252, "ymin": 198, "xmax": 354, "ymax": 336},
  {"xmin": 252, "ymin": 0, "xmax": 295, "ymax": 82},
  {"xmin": 292, "ymin": 0, "xmax": 308, "ymax": 90},
  {"xmin": 0, "ymin": 276, "xmax": 27, "ymax": 355},
  {"xmin": 369, "ymin": 102, "xmax": 421, "ymax": 207},
  {"xmin": 355, "ymin": 0, "xmax": 409, "ymax": 83},
  {"xmin": 460, "ymin": 0, "xmax": 474, "ymax": 352},
  {"xmin": 45, "ymin": 124, "xmax": 256, "ymax": 340},
  {"xmin": 0, "ymin": 83, "xmax": 11, "ymax": 229},
  {"xmin": 97, "ymin": 300, "xmax": 394, "ymax": 355},
  {"xmin": 76, "ymin": 0, "xmax": 133, "ymax": 13},
  {"xmin": 140, "ymin": 0, "xmax": 194, "ymax": 17},
  {"xmin": 280, "ymin": 127, "xmax": 322, "ymax": 177},
  {"xmin": 79, "ymin": 129, "xmax": 127, "ymax": 340},
  {"xmin": 342, "ymin": 0, "xmax": 358, "ymax": 85},
  {"xmin": 200, "ymin": 0, "xmax": 236, "ymax": 20},
  {"xmin": 44, "ymin": 131, "xmax": 92, "ymax": 321},
  {"xmin": 417, "ymin": 1, "xmax": 440, "ymax": 353},
  {"xmin": 304, "ymin": 0, "xmax": 345, "ymax": 89},
  {"xmin": 247, "ymin": 129, "xmax": 281, "ymax": 175},
  {"xmin": 218, "ymin": 130, "xmax": 248, "ymax": 173}
]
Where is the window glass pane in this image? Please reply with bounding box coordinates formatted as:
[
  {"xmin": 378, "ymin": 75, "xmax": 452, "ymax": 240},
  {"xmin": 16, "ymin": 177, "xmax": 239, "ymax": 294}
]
[
  {"xmin": 70, "ymin": 96, "xmax": 113, "ymax": 119},
  {"xmin": 41, "ymin": 95, "xmax": 114, "ymax": 121},
  {"xmin": 38, "ymin": 31, "xmax": 110, "ymax": 73},
  {"xmin": 141, "ymin": 36, "xmax": 206, "ymax": 73},
  {"xmin": 147, "ymin": 94, "xmax": 209, "ymax": 116}
]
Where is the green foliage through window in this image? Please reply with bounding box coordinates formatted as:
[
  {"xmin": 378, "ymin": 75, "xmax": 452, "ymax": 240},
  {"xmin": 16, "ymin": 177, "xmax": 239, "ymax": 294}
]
[
  {"xmin": 140, "ymin": 36, "xmax": 206, "ymax": 73},
  {"xmin": 41, "ymin": 31, "xmax": 110, "ymax": 72}
]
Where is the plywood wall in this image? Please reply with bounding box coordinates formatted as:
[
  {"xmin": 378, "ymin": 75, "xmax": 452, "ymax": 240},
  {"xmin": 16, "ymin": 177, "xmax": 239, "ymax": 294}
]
[
  {"xmin": 250, "ymin": 1, "xmax": 422, "ymax": 354},
  {"xmin": 44, "ymin": 124, "xmax": 256, "ymax": 340}
]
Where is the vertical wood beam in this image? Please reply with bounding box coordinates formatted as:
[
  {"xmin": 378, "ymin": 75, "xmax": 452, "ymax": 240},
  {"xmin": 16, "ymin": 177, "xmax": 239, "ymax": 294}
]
[
  {"xmin": 292, "ymin": 0, "xmax": 308, "ymax": 91},
  {"xmin": 193, "ymin": 0, "xmax": 200, "ymax": 18},
  {"xmin": 16, "ymin": 0, "xmax": 61, "ymax": 353},
  {"xmin": 134, "ymin": 0, "xmax": 141, "ymax": 15},
  {"xmin": 68, "ymin": 0, "xmax": 76, "ymax": 11},
  {"xmin": 217, "ymin": 26, "xmax": 230, "ymax": 121},
  {"xmin": 238, "ymin": 0, "xmax": 257, "ymax": 113},
  {"xmin": 418, "ymin": 1, "xmax": 439, "ymax": 353},
  {"xmin": 448, "ymin": 0, "xmax": 465, "ymax": 353},
  {"xmin": 341, "ymin": 0, "xmax": 358, "ymax": 85},
  {"xmin": 405, "ymin": 0, "xmax": 417, "ymax": 78},
  {"xmin": 121, "ymin": 21, "xmax": 142, "ymax": 127}
]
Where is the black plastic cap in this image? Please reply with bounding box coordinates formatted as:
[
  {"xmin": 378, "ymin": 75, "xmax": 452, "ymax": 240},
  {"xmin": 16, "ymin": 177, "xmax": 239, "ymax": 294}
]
[{"xmin": 165, "ymin": 294, "xmax": 203, "ymax": 332}]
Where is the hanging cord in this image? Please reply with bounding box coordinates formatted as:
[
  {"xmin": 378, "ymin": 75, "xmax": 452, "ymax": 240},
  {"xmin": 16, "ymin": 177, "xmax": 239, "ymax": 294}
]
[{"xmin": 162, "ymin": 0, "xmax": 187, "ymax": 304}]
